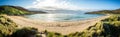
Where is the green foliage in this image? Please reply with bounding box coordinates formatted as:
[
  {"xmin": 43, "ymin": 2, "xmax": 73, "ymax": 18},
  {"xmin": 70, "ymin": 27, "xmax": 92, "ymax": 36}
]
[
  {"xmin": 1, "ymin": 5, "xmax": 120, "ymax": 37},
  {"xmin": 12, "ymin": 27, "xmax": 38, "ymax": 37},
  {"xmin": 67, "ymin": 22, "xmax": 104, "ymax": 37},
  {"xmin": 36, "ymin": 34, "xmax": 42, "ymax": 37},
  {"xmin": 67, "ymin": 32, "xmax": 83, "ymax": 37},
  {"xmin": 46, "ymin": 31, "xmax": 63, "ymax": 37},
  {"xmin": 0, "ymin": 5, "xmax": 29, "ymax": 15},
  {"xmin": 86, "ymin": 10, "xmax": 113, "ymax": 14},
  {"xmin": 65, "ymin": 15, "xmax": 120, "ymax": 37},
  {"xmin": 0, "ymin": 15, "xmax": 39, "ymax": 37},
  {"xmin": 86, "ymin": 8, "xmax": 120, "ymax": 14},
  {"xmin": 102, "ymin": 22, "xmax": 120, "ymax": 37},
  {"xmin": 102, "ymin": 15, "xmax": 120, "ymax": 22},
  {"xmin": 45, "ymin": 15, "xmax": 120, "ymax": 37},
  {"xmin": 0, "ymin": 15, "xmax": 17, "ymax": 37}
]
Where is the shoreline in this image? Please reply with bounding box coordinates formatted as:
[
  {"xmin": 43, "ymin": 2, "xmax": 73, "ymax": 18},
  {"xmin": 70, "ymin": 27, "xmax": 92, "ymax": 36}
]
[
  {"xmin": 22, "ymin": 14, "xmax": 105, "ymax": 22},
  {"xmin": 7, "ymin": 15, "xmax": 110, "ymax": 35}
]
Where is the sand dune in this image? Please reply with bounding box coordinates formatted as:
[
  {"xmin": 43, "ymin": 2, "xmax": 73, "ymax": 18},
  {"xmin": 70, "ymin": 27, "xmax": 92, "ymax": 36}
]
[{"xmin": 7, "ymin": 15, "xmax": 110, "ymax": 35}]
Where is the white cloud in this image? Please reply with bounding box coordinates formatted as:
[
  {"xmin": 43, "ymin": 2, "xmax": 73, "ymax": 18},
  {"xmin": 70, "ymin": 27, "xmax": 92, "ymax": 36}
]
[{"xmin": 26, "ymin": 0, "xmax": 81, "ymax": 10}]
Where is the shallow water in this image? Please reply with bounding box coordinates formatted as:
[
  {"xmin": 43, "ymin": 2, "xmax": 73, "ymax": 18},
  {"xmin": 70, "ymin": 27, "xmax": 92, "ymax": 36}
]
[{"xmin": 25, "ymin": 13, "xmax": 104, "ymax": 22}]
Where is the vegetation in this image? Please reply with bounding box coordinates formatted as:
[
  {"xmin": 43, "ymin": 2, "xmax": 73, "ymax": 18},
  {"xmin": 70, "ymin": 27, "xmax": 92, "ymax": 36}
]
[
  {"xmin": 46, "ymin": 31, "xmax": 64, "ymax": 37},
  {"xmin": 1, "ymin": 14, "xmax": 120, "ymax": 37},
  {"xmin": 0, "ymin": 15, "xmax": 17, "ymax": 37},
  {"xmin": 1, "ymin": 5, "xmax": 120, "ymax": 37},
  {"xmin": 64, "ymin": 15, "xmax": 120, "ymax": 37},
  {"xmin": 0, "ymin": 15, "xmax": 39, "ymax": 37},
  {"xmin": 44, "ymin": 15, "xmax": 120, "ymax": 37},
  {"xmin": 0, "ymin": 5, "xmax": 47, "ymax": 15},
  {"xmin": 0, "ymin": 5, "xmax": 47, "ymax": 37},
  {"xmin": 12, "ymin": 27, "xmax": 38, "ymax": 37},
  {"xmin": 0, "ymin": 5, "xmax": 29, "ymax": 15},
  {"xmin": 86, "ymin": 8, "xmax": 120, "ymax": 14}
]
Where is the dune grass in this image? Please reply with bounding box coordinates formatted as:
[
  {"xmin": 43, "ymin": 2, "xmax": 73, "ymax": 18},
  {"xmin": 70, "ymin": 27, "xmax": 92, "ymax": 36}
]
[
  {"xmin": 44, "ymin": 14, "xmax": 120, "ymax": 37},
  {"xmin": 0, "ymin": 15, "xmax": 39, "ymax": 37}
]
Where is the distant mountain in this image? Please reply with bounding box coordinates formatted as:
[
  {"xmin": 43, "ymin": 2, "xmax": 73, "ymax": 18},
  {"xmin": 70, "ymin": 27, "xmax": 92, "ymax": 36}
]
[
  {"xmin": 44, "ymin": 9, "xmax": 86, "ymax": 14},
  {"xmin": 0, "ymin": 5, "xmax": 29, "ymax": 15},
  {"xmin": 9, "ymin": 6, "xmax": 29, "ymax": 12},
  {"xmin": 28, "ymin": 7, "xmax": 86, "ymax": 14},
  {"xmin": 29, "ymin": 11, "xmax": 47, "ymax": 14},
  {"xmin": 0, "ymin": 5, "xmax": 46, "ymax": 15},
  {"xmin": 86, "ymin": 8, "xmax": 120, "ymax": 14}
]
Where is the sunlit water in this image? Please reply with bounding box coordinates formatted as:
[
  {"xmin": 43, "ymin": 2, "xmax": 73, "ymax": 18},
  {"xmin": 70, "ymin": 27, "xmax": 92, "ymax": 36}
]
[{"xmin": 25, "ymin": 13, "xmax": 104, "ymax": 22}]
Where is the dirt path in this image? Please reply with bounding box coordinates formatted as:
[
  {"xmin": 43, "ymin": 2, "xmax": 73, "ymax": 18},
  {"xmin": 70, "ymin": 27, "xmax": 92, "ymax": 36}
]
[{"xmin": 7, "ymin": 15, "xmax": 110, "ymax": 35}]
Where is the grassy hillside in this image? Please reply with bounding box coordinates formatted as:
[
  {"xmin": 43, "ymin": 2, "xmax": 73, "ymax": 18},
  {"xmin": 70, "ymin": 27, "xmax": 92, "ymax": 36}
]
[
  {"xmin": 0, "ymin": 15, "xmax": 17, "ymax": 37},
  {"xmin": 0, "ymin": 15, "xmax": 39, "ymax": 37},
  {"xmin": 0, "ymin": 5, "xmax": 29, "ymax": 15},
  {"xmin": 86, "ymin": 8, "xmax": 120, "ymax": 14},
  {"xmin": 65, "ymin": 15, "xmax": 120, "ymax": 37},
  {"xmin": 44, "ymin": 15, "xmax": 120, "ymax": 37}
]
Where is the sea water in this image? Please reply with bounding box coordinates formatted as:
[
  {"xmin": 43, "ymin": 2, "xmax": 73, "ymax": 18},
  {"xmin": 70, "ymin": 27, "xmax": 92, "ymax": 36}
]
[{"xmin": 25, "ymin": 13, "xmax": 104, "ymax": 22}]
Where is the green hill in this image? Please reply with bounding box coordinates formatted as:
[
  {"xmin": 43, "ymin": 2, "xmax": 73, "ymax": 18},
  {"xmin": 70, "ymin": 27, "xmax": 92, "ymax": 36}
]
[
  {"xmin": 86, "ymin": 8, "xmax": 120, "ymax": 14},
  {"xmin": 0, "ymin": 5, "xmax": 29, "ymax": 15},
  {"xmin": 0, "ymin": 15, "xmax": 38, "ymax": 37}
]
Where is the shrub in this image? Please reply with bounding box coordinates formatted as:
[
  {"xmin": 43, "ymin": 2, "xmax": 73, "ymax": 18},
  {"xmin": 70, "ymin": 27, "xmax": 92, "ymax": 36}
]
[
  {"xmin": 12, "ymin": 27, "xmax": 38, "ymax": 37},
  {"xmin": 0, "ymin": 15, "xmax": 17, "ymax": 37},
  {"xmin": 46, "ymin": 31, "xmax": 63, "ymax": 37}
]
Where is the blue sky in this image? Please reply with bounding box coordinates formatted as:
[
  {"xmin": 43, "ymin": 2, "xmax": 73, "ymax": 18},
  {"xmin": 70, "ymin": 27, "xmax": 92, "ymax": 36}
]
[{"xmin": 0, "ymin": 0, "xmax": 120, "ymax": 10}]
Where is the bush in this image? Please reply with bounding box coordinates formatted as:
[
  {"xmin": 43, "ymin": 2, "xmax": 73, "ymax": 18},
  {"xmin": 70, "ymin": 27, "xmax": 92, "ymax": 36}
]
[
  {"xmin": 46, "ymin": 31, "xmax": 63, "ymax": 37},
  {"xmin": 12, "ymin": 27, "xmax": 38, "ymax": 37},
  {"xmin": 0, "ymin": 15, "xmax": 17, "ymax": 37},
  {"xmin": 64, "ymin": 15, "xmax": 120, "ymax": 37}
]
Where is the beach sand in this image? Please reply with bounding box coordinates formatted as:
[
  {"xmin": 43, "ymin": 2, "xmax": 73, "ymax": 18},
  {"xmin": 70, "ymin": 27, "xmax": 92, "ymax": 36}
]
[{"xmin": 7, "ymin": 15, "xmax": 110, "ymax": 35}]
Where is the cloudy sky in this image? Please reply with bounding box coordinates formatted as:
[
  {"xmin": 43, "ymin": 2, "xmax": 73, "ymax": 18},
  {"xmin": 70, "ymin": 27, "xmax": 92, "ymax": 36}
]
[{"xmin": 0, "ymin": 0, "xmax": 120, "ymax": 10}]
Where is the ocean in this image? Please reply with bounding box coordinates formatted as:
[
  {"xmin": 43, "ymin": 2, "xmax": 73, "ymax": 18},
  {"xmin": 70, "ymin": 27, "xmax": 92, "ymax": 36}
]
[{"xmin": 25, "ymin": 13, "xmax": 104, "ymax": 22}]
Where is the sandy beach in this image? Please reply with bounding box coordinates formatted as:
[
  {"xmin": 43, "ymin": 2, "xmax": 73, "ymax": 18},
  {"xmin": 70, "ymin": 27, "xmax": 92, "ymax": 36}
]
[{"xmin": 7, "ymin": 15, "xmax": 110, "ymax": 35}]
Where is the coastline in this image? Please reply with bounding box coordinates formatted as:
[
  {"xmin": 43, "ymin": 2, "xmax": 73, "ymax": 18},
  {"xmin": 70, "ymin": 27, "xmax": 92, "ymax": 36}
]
[{"xmin": 7, "ymin": 15, "xmax": 110, "ymax": 35}]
